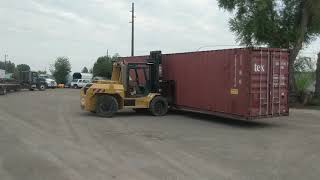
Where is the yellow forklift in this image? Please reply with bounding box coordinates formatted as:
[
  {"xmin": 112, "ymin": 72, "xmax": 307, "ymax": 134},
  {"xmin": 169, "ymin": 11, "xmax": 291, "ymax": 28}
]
[{"xmin": 80, "ymin": 51, "xmax": 173, "ymax": 117}]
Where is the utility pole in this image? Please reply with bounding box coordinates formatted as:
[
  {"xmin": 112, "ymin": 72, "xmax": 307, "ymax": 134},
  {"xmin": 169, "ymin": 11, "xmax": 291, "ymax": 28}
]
[
  {"xmin": 130, "ymin": 2, "xmax": 135, "ymax": 56},
  {"xmin": 315, "ymin": 52, "xmax": 320, "ymax": 97},
  {"xmin": 4, "ymin": 54, "xmax": 8, "ymax": 71}
]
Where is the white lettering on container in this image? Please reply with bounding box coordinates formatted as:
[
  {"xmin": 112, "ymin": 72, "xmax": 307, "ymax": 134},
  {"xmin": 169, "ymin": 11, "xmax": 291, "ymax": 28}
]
[{"xmin": 254, "ymin": 64, "xmax": 265, "ymax": 72}]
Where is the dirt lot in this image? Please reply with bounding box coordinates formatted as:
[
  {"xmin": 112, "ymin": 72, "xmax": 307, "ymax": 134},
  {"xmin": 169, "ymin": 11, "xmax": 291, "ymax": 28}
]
[{"xmin": 0, "ymin": 89, "xmax": 319, "ymax": 180}]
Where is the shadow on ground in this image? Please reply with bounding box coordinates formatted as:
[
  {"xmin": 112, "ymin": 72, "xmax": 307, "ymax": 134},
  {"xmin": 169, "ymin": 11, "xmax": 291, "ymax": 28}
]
[
  {"xmin": 170, "ymin": 110, "xmax": 282, "ymax": 129},
  {"xmin": 79, "ymin": 109, "xmax": 282, "ymax": 129}
]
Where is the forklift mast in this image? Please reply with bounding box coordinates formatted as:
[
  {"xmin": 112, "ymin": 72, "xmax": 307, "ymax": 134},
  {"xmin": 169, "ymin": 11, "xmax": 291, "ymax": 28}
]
[{"xmin": 148, "ymin": 51, "xmax": 162, "ymax": 93}]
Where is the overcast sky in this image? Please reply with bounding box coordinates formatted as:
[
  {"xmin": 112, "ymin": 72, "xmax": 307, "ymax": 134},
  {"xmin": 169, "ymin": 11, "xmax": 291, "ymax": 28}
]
[{"xmin": 0, "ymin": 0, "xmax": 319, "ymax": 72}]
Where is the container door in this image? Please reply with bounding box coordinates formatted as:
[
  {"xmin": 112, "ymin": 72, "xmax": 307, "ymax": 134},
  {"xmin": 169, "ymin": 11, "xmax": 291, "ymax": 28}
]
[
  {"xmin": 269, "ymin": 51, "xmax": 289, "ymax": 115},
  {"xmin": 250, "ymin": 50, "xmax": 270, "ymax": 116}
]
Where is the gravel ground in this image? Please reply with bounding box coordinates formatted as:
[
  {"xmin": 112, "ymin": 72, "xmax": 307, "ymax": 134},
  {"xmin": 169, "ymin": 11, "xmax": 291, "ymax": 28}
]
[{"xmin": 0, "ymin": 89, "xmax": 319, "ymax": 180}]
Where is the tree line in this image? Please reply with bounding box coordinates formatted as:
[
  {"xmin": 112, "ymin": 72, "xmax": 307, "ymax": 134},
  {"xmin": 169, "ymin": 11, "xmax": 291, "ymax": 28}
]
[
  {"xmin": 0, "ymin": 62, "xmax": 32, "ymax": 73},
  {"xmin": 0, "ymin": 61, "xmax": 41, "ymax": 77},
  {"xmin": 0, "ymin": 53, "xmax": 118, "ymax": 84},
  {"xmin": 50, "ymin": 54, "xmax": 118, "ymax": 84}
]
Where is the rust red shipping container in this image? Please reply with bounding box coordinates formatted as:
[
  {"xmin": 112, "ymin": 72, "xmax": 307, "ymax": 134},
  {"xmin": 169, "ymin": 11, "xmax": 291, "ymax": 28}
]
[{"xmin": 122, "ymin": 48, "xmax": 289, "ymax": 120}]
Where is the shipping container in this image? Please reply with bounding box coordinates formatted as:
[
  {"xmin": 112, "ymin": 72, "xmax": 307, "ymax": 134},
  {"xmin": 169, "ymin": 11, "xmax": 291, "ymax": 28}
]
[{"xmin": 122, "ymin": 48, "xmax": 289, "ymax": 120}]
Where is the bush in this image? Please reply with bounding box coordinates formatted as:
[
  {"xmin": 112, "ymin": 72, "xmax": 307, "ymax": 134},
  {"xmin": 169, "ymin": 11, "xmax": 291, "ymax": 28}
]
[
  {"xmin": 308, "ymin": 97, "xmax": 320, "ymax": 106},
  {"xmin": 295, "ymin": 72, "xmax": 315, "ymax": 104}
]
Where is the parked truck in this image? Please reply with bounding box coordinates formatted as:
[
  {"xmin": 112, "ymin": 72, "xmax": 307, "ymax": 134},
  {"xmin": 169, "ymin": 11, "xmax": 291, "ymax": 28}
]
[
  {"xmin": 80, "ymin": 48, "xmax": 289, "ymax": 120},
  {"xmin": 0, "ymin": 70, "xmax": 46, "ymax": 95}
]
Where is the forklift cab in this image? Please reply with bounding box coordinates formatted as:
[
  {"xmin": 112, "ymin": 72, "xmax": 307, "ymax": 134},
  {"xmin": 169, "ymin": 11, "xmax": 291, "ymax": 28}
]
[
  {"xmin": 127, "ymin": 63, "xmax": 150, "ymax": 97},
  {"xmin": 117, "ymin": 51, "xmax": 162, "ymax": 98}
]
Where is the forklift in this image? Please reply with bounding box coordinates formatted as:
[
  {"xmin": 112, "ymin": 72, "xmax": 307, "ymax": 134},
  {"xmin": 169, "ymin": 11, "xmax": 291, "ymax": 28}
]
[{"xmin": 80, "ymin": 51, "xmax": 174, "ymax": 117}]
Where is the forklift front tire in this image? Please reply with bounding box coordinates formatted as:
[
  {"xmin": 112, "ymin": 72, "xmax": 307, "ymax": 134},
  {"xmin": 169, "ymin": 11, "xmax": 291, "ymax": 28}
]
[
  {"xmin": 96, "ymin": 95, "xmax": 118, "ymax": 118},
  {"xmin": 149, "ymin": 96, "xmax": 168, "ymax": 116}
]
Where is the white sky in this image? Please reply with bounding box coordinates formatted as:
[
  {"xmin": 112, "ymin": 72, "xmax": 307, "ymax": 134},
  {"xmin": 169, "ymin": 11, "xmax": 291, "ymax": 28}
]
[{"xmin": 0, "ymin": 0, "xmax": 319, "ymax": 72}]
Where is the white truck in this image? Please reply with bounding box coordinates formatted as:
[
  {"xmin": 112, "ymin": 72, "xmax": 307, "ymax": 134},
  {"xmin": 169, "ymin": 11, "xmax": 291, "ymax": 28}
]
[{"xmin": 70, "ymin": 79, "xmax": 91, "ymax": 88}]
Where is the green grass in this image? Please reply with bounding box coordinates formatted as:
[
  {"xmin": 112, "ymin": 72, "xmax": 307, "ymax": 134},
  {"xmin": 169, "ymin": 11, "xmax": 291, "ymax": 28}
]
[{"xmin": 295, "ymin": 72, "xmax": 315, "ymax": 94}]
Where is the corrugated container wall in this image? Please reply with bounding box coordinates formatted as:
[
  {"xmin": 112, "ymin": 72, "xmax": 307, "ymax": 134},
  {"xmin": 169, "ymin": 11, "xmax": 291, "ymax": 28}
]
[{"xmin": 122, "ymin": 48, "xmax": 289, "ymax": 120}]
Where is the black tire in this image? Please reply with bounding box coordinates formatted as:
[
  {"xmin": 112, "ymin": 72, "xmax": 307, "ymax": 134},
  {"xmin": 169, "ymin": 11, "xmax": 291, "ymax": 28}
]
[
  {"xmin": 95, "ymin": 95, "xmax": 118, "ymax": 117},
  {"xmin": 39, "ymin": 84, "xmax": 46, "ymax": 91},
  {"xmin": 73, "ymin": 84, "xmax": 78, "ymax": 89},
  {"xmin": 149, "ymin": 96, "xmax": 168, "ymax": 116}
]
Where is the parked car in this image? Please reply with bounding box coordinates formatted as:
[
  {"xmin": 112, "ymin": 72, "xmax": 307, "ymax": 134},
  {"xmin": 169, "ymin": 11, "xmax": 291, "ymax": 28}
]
[{"xmin": 70, "ymin": 79, "xmax": 90, "ymax": 88}]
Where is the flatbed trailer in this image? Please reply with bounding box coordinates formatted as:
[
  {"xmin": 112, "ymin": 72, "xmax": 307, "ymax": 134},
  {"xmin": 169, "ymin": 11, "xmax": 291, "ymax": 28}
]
[{"xmin": 0, "ymin": 81, "xmax": 21, "ymax": 95}]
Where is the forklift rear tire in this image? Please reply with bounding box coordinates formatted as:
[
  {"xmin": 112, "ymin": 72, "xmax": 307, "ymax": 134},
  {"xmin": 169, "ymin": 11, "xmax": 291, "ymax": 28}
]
[
  {"xmin": 149, "ymin": 96, "xmax": 168, "ymax": 116},
  {"xmin": 96, "ymin": 95, "xmax": 118, "ymax": 118}
]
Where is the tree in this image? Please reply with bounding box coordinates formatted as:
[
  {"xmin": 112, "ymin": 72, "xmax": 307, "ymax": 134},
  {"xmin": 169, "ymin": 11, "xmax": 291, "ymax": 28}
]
[
  {"xmin": 294, "ymin": 56, "xmax": 315, "ymax": 72},
  {"xmin": 294, "ymin": 56, "xmax": 315, "ymax": 102},
  {"xmin": 50, "ymin": 57, "xmax": 71, "ymax": 84},
  {"xmin": 218, "ymin": 0, "xmax": 320, "ymax": 94},
  {"xmin": 0, "ymin": 61, "xmax": 15, "ymax": 73},
  {"xmin": 81, "ymin": 67, "xmax": 89, "ymax": 73},
  {"xmin": 16, "ymin": 64, "xmax": 30, "ymax": 72},
  {"xmin": 92, "ymin": 55, "xmax": 119, "ymax": 79},
  {"xmin": 315, "ymin": 52, "xmax": 320, "ymax": 97},
  {"xmin": 38, "ymin": 70, "xmax": 47, "ymax": 74}
]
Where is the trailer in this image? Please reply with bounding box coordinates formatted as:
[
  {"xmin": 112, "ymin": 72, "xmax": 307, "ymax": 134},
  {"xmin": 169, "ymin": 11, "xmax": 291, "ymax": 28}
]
[
  {"xmin": 0, "ymin": 81, "xmax": 21, "ymax": 95},
  {"xmin": 0, "ymin": 70, "xmax": 19, "ymax": 95},
  {"xmin": 121, "ymin": 47, "xmax": 289, "ymax": 120}
]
